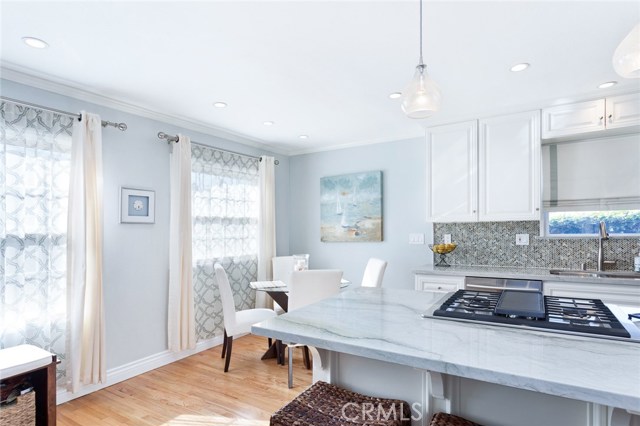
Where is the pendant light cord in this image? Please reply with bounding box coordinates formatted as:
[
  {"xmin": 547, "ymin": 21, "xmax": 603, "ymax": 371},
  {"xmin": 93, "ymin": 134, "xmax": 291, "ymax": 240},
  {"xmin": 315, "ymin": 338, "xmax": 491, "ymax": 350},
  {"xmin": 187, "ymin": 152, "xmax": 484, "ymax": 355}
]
[{"xmin": 419, "ymin": 0, "xmax": 424, "ymax": 66}]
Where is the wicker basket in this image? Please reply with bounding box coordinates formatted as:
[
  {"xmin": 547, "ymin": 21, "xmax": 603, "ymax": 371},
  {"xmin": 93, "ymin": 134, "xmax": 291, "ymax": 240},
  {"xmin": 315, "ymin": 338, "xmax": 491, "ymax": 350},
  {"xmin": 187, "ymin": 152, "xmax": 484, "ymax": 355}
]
[
  {"xmin": 0, "ymin": 391, "xmax": 36, "ymax": 426},
  {"xmin": 270, "ymin": 381, "xmax": 411, "ymax": 426},
  {"xmin": 429, "ymin": 412, "xmax": 483, "ymax": 426}
]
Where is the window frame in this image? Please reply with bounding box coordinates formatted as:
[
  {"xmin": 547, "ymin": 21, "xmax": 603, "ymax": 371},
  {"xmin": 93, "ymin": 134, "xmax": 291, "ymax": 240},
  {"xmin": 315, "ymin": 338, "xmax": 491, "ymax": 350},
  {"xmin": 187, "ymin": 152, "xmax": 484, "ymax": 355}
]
[{"xmin": 541, "ymin": 210, "xmax": 640, "ymax": 238}]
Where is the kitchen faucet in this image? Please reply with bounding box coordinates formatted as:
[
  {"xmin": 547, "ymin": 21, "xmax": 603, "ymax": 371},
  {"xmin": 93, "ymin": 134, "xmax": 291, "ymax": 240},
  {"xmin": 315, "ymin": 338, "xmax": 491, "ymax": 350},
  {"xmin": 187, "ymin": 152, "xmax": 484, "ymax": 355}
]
[{"xmin": 597, "ymin": 221, "xmax": 609, "ymax": 271}]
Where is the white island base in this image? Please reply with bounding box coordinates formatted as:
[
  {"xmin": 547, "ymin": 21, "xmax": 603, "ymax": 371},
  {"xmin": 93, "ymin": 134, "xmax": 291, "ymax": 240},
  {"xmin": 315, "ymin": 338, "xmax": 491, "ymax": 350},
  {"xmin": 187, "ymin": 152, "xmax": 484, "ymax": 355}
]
[
  {"xmin": 252, "ymin": 288, "xmax": 640, "ymax": 426},
  {"xmin": 310, "ymin": 346, "xmax": 634, "ymax": 426}
]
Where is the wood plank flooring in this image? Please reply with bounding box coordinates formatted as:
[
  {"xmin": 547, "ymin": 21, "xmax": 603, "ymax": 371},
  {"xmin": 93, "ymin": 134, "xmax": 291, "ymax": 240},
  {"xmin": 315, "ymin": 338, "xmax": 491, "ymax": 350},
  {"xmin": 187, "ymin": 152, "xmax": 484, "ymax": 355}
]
[{"xmin": 57, "ymin": 335, "xmax": 312, "ymax": 425}]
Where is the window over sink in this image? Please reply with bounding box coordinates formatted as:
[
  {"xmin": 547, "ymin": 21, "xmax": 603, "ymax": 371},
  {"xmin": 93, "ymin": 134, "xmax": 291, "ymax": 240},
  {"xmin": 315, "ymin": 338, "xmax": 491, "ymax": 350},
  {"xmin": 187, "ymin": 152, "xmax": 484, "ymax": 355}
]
[{"xmin": 546, "ymin": 210, "xmax": 640, "ymax": 236}]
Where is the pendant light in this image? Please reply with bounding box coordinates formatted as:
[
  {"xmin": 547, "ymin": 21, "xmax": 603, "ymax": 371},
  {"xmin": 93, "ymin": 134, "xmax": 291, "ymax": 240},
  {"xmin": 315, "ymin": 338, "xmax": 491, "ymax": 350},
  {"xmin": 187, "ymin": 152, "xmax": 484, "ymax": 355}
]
[
  {"xmin": 401, "ymin": 0, "xmax": 441, "ymax": 119},
  {"xmin": 612, "ymin": 22, "xmax": 640, "ymax": 79}
]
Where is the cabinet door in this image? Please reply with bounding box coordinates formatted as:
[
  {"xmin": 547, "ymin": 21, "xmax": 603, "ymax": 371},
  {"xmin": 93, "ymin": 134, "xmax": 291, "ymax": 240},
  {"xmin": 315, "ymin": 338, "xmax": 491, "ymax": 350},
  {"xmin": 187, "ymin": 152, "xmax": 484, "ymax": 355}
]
[
  {"xmin": 541, "ymin": 99, "xmax": 605, "ymax": 139},
  {"xmin": 414, "ymin": 274, "xmax": 464, "ymax": 293},
  {"xmin": 606, "ymin": 93, "xmax": 640, "ymax": 130},
  {"xmin": 544, "ymin": 281, "xmax": 640, "ymax": 309},
  {"xmin": 426, "ymin": 121, "xmax": 478, "ymax": 222},
  {"xmin": 478, "ymin": 110, "xmax": 541, "ymax": 221}
]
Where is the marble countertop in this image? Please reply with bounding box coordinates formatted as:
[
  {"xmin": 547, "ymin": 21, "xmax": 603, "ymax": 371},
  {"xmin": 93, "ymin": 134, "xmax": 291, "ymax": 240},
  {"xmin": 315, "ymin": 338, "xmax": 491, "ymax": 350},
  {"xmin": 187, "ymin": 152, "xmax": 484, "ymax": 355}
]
[
  {"xmin": 252, "ymin": 287, "xmax": 640, "ymax": 411},
  {"xmin": 413, "ymin": 264, "xmax": 640, "ymax": 286}
]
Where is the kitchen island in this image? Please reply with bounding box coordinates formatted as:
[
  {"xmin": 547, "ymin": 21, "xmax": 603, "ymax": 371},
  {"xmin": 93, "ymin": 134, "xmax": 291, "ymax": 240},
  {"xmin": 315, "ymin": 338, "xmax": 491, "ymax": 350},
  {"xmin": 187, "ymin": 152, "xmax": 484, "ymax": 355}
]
[{"xmin": 252, "ymin": 287, "xmax": 640, "ymax": 426}]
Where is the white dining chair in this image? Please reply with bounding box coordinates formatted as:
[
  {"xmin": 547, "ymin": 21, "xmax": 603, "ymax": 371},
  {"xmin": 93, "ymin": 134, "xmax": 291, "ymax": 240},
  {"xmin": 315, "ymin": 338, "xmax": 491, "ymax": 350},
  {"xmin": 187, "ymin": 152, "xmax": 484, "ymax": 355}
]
[
  {"xmin": 214, "ymin": 263, "xmax": 277, "ymax": 372},
  {"xmin": 271, "ymin": 256, "xmax": 295, "ymax": 315},
  {"xmin": 286, "ymin": 269, "xmax": 343, "ymax": 387},
  {"xmin": 360, "ymin": 258, "xmax": 388, "ymax": 288},
  {"xmin": 272, "ymin": 256, "xmax": 296, "ymax": 285}
]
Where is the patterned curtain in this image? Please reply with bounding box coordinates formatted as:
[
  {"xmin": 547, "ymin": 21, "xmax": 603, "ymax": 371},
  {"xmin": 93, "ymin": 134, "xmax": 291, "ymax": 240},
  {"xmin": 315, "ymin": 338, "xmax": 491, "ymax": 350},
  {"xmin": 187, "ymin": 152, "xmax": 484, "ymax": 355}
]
[
  {"xmin": 191, "ymin": 145, "xmax": 259, "ymax": 341},
  {"xmin": 0, "ymin": 101, "xmax": 72, "ymax": 385}
]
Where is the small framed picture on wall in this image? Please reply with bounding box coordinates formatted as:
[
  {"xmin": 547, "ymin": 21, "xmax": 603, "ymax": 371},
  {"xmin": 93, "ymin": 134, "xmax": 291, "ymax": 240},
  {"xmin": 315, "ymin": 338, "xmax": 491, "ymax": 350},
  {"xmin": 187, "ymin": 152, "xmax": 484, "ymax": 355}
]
[{"xmin": 120, "ymin": 187, "xmax": 155, "ymax": 224}]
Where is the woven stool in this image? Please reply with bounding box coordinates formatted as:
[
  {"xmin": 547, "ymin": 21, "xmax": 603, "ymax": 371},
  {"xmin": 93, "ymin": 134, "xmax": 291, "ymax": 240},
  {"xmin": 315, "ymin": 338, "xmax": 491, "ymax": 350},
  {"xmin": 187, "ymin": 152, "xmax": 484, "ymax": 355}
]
[
  {"xmin": 270, "ymin": 381, "xmax": 411, "ymax": 426},
  {"xmin": 429, "ymin": 412, "xmax": 483, "ymax": 426}
]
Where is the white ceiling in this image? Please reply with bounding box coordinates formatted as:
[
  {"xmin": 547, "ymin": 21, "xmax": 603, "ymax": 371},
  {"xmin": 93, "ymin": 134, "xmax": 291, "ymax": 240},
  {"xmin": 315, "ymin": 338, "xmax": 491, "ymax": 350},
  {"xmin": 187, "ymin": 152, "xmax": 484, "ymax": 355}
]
[{"xmin": 1, "ymin": 1, "xmax": 639, "ymax": 154}]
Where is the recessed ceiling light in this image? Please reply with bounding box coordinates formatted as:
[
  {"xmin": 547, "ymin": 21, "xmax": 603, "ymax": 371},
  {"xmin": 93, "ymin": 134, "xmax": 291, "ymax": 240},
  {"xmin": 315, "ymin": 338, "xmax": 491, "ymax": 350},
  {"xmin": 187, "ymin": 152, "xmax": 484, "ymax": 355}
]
[
  {"xmin": 213, "ymin": 102, "xmax": 227, "ymax": 108},
  {"xmin": 22, "ymin": 37, "xmax": 48, "ymax": 49},
  {"xmin": 598, "ymin": 81, "xmax": 617, "ymax": 89},
  {"xmin": 389, "ymin": 92, "xmax": 402, "ymax": 99},
  {"xmin": 263, "ymin": 121, "xmax": 274, "ymax": 126},
  {"xmin": 299, "ymin": 135, "xmax": 309, "ymax": 140},
  {"xmin": 510, "ymin": 63, "xmax": 530, "ymax": 72}
]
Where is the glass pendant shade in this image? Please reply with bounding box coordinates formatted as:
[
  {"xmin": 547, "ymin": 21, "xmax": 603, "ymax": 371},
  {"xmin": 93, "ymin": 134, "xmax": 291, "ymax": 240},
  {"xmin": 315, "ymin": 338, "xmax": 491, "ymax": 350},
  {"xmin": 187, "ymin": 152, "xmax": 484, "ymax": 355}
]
[
  {"xmin": 401, "ymin": 64, "xmax": 442, "ymax": 119},
  {"xmin": 613, "ymin": 22, "xmax": 640, "ymax": 78}
]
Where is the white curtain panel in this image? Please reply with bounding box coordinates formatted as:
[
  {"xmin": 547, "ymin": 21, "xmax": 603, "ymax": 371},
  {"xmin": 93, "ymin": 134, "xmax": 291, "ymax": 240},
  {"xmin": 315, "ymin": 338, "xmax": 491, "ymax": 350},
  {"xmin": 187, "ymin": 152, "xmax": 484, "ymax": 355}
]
[
  {"xmin": 0, "ymin": 102, "xmax": 72, "ymax": 386},
  {"xmin": 67, "ymin": 112, "xmax": 105, "ymax": 392},
  {"xmin": 256, "ymin": 156, "xmax": 276, "ymax": 309},
  {"xmin": 168, "ymin": 134, "xmax": 196, "ymax": 351}
]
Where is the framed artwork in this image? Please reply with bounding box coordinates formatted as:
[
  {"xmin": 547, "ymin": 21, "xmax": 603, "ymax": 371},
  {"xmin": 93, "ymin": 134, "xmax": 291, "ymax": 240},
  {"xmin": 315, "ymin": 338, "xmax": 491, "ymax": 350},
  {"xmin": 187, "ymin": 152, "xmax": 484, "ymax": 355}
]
[
  {"xmin": 120, "ymin": 187, "xmax": 155, "ymax": 224},
  {"xmin": 320, "ymin": 171, "xmax": 382, "ymax": 242}
]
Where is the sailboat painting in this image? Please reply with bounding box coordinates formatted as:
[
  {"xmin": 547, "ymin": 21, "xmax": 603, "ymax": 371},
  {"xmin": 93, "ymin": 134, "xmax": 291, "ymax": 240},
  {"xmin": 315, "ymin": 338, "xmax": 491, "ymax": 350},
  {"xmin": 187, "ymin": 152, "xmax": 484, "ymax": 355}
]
[{"xmin": 320, "ymin": 171, "xmax": 382, "ymax": 242}]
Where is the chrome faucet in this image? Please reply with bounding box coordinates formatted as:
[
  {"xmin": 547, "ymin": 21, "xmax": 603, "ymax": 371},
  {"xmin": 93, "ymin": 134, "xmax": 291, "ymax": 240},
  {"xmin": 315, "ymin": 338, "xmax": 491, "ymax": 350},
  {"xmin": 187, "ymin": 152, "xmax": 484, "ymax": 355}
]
[{"xmin": 597, "ymin": 221, "xmax": 609, "ymax": 271}]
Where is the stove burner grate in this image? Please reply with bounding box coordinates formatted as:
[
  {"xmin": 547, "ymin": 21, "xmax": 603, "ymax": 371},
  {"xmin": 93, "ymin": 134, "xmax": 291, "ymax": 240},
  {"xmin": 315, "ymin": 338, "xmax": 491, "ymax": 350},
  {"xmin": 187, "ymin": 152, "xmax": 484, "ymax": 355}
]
[
  {"xmin": 433, "ymin": 290, "xmax": 631, "ymax": 338},
  {"xmin": 463, "ymin": 297, "xmax": 492, "ymax": 309}
]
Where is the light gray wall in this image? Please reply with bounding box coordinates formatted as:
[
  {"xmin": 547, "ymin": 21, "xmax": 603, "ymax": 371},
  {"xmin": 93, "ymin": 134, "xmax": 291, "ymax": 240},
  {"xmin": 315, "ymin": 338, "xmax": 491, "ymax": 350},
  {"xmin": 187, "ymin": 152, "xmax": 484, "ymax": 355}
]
[
  {"xmin": 289, "ymin": 138, "xmax": 434, "ymax": 289},
  {"xmin": 0, "ymin": 79, "xmax": 290, "ymax": 369}
]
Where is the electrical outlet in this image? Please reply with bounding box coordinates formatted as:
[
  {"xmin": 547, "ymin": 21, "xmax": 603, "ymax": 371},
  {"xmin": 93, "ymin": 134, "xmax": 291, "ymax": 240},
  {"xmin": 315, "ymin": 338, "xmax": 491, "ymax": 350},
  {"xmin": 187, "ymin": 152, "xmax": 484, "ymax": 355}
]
[
  {"xmin": 444, "ymin": 234, "xmax": 452, "ymax": 244},
  {"xmin": 409, "ymin": 233, "xmax": 425, "ymax": 245},
  {"xmin": 516, "ymin": 234, "xmax": 529, "ymax": 246}
]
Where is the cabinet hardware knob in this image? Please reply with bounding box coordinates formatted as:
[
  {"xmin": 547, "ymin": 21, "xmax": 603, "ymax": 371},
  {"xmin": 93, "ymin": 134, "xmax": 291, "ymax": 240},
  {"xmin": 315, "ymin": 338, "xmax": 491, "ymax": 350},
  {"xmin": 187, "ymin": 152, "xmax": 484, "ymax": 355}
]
[
  {"xmin": 536, "ymin": 208, "xmax": 540, "ymax": 211},
  {"xmin": 473, "ymin": 210, "xmax": 476, "ymax": 213},
  {"xmin": 599, "ymin": 116, "xmax": 604, "ymax": 122},
  {"xmin": 608, "ymin": 114, "xmax": 613, "ymax": 122},
  {"xmin": 437, "ymin": 286, "xmax": 442, "ymax": 290}
]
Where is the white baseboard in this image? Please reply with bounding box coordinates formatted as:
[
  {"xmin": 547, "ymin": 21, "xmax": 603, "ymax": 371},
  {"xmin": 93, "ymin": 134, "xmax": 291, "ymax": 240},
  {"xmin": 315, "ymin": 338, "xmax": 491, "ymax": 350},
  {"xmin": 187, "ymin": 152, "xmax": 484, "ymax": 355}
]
[{"xmin": 57, "ymin": 335, "xmax": 225, "ymax": 404}]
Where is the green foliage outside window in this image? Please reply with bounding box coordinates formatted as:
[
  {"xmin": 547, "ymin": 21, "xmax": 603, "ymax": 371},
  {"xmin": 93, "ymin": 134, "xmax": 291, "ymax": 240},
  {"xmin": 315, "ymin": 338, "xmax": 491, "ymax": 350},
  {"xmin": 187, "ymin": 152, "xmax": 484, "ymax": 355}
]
[{"xmin": 548, "ymin": 210, "xmax": 640, "ymax": 235}]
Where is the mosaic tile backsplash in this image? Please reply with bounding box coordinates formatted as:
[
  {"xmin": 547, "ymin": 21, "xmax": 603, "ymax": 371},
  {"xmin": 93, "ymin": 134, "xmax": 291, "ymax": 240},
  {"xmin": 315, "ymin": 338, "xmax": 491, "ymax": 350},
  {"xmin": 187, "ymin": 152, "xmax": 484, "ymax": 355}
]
[{"xmin": 433, "ymin": 221, "xmax": 640, "ymax": 271}]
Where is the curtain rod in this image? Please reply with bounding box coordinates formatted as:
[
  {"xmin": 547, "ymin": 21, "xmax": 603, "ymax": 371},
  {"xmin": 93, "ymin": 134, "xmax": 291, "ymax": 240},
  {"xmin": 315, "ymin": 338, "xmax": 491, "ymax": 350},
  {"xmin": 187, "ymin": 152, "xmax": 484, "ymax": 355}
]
[
  {"xmin": 157, "ymin": 131, "xmax": 279, "ymax": 165},
  {"xmin": 1, "ymin": 96, "xmax": 128, "ymax": 131}
]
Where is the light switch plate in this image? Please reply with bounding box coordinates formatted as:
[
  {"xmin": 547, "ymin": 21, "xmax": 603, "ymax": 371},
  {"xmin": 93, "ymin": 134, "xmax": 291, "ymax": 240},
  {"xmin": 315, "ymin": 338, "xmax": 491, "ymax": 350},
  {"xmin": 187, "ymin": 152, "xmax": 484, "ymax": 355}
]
[
  {"xmin": 444, "ymin": 234, "xmax": 452, "ymax": 244},
  {"xmin": 516, "ymin": 234, "xmax": 529, "ymax": 246},
  {"xmin": 409, "ymin": 233, "xmax": 425, "ymax": 245}
]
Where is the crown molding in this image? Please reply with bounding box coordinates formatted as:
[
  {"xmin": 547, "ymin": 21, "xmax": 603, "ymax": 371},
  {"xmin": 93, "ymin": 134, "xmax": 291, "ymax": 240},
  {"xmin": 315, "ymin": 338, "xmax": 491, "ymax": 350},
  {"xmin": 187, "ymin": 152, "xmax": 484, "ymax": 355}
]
[
  {"xmin": 4, "ymin": 62, "xmax": 637, "ymax": 159},
  {"xmin": 0, "ymin": 62, "xmax": 291, "ymax": 156}
]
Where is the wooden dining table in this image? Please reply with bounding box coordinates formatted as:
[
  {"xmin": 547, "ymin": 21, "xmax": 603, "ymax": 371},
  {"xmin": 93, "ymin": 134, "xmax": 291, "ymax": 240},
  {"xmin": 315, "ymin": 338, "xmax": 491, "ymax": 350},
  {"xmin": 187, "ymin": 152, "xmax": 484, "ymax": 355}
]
[{"xmin": 249, "ymin": 279, "xmax": 350, "ymax": 365}]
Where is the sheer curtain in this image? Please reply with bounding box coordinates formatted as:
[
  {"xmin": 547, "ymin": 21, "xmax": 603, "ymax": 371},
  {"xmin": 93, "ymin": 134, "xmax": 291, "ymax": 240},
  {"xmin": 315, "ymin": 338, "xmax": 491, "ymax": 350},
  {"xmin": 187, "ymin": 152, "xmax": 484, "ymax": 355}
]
[
  {"xmin": 168, "ymin": 135, "xmax": 196, "ymax": 352},
  {"xmin": 191, "ymin": 146, "xmax": 259, "ymax": 341},
  {"xmin": 0, "ymin": 101, "xmax": 72, "ymax": 386},
  {"xmin": 67, "ymin": 111, "xmax": 105, "ymax": 391},
  {"xmin": 256, "ymin": 156, "xmax": 276, "ymax": 309}
]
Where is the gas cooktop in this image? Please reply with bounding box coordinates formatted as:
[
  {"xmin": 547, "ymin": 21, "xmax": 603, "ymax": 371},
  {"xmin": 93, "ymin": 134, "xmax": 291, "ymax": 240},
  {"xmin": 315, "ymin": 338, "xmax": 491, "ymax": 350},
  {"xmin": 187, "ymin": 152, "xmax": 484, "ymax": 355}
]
[{"xmin": 426, "ymin": 289, "xmax": 636, "ymax": 340}]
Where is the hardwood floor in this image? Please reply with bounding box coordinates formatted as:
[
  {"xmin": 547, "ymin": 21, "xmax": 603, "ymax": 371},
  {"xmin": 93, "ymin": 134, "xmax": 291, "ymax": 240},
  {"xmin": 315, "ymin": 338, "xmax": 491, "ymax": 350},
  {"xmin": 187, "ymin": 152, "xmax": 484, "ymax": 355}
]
[{"xmin": 57, "ymin": 335, "xmax": 312, "ymax": 425}]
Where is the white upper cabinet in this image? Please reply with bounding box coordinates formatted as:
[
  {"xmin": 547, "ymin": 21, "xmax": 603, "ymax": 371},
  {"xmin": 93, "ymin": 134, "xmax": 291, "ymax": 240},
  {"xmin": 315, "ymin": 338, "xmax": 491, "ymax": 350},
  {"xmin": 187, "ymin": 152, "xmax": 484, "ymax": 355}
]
[
  {"xmin": 606, "ymin": 93, "xmax": 640, "ymax": 130},
  {"xmin": 427, "ymin": 111, "xmax": 540, "ymax": 222},
  {"xmin": 479, "ymin": 110, "xmax": 541, "ymax": 221},
  {"xmin": 542, "ymin": 93, "xmax": 640, "ymax": 139},
  {"xmin": 426, "ymin": 111, "xmax": 541, "ymax": 223},
  {"xmin": 542, "ymin": 99, "xmax": 605, "ymax": 138},
  {"xmin": 426, "ymin": 121, "xmax": 478, "ymax": 222}
]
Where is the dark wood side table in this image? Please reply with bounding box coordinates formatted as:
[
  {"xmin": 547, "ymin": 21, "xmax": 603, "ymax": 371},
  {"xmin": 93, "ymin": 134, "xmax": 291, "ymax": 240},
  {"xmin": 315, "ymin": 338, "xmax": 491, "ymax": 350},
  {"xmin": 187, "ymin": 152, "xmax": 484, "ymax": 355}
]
[{"xmin": 0, "ymin": 345, "xmax": 57, "ymax": 426}]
